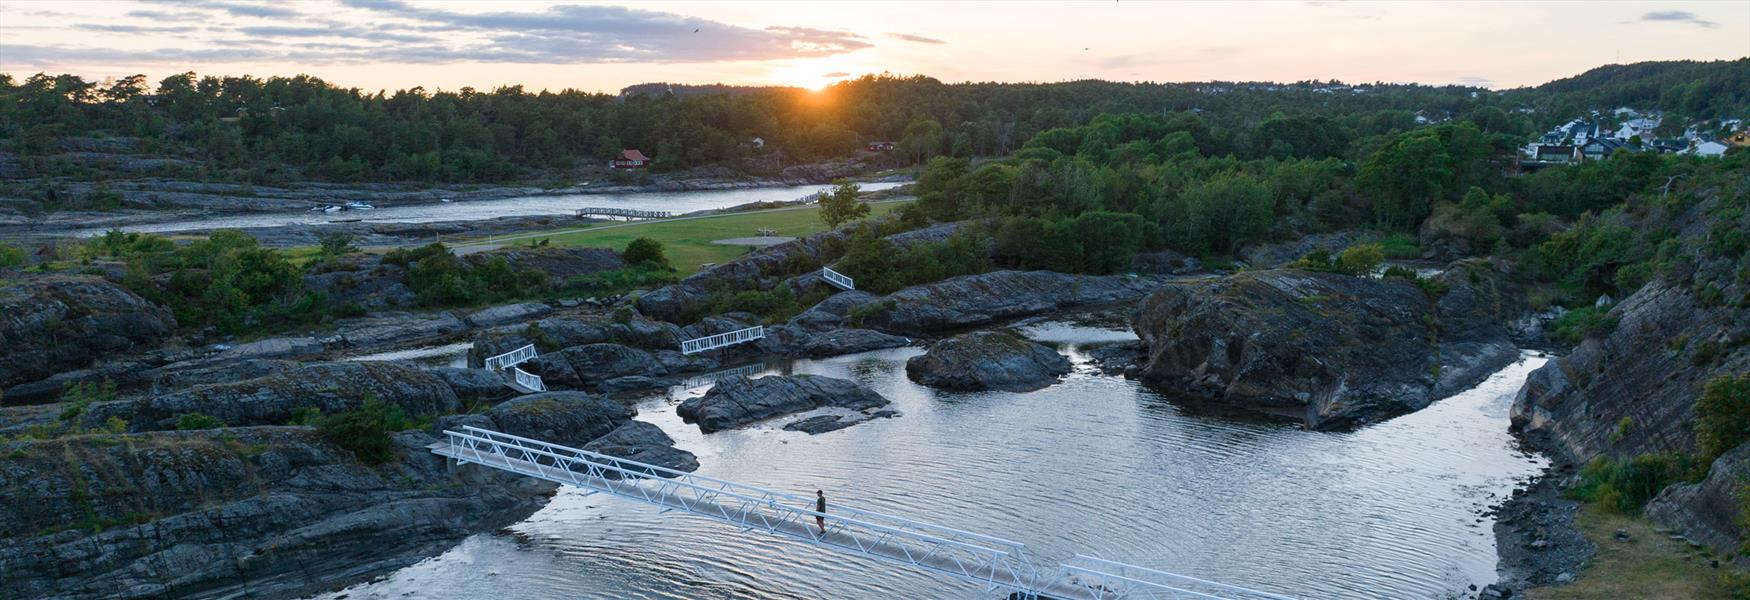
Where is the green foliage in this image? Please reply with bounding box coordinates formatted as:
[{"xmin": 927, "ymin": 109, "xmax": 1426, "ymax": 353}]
[
  {"xmin": 384, "ymin": 243, "xmax": 551, "ymax": 307},
  {"xmin": 175, "ymin": 413, "xmax": 226, "ymax": 431},
  {"xmin": 317, "ymin": 232, "xmax": 357, "ymax": 260},
  {"xmin": 317, "ymin": 399, "xmax": 406, "ymax": 465},
  {"xmin": 57, "ymin": 379, "xmax": 116, "ymax": 422},
  {"xmin": 1335, "ymin": 243, "xmax": 1385, "ymax": 277},
  {"xmin": 114, "ymin": 229, "xmax": 315, "ymax": 334},
  {"xmin": 818, "ymin": 180, "xmax": 871, "ymax": 228},
  {"xmin": 621, "ymin": 237, "xmax": 671, "ymax": 270},
  {"xmin": 562, "ymin": 265, "xmax": 677, "ymax": 297},
  {"xmin": 1568, "ymin": 454, "xmax": 1701, "ymax": 514},
  {"xmin": 1378, "ymin": 233, "xmax": 1420, "ymax": 260},
  {"xmin": 836, "ymin": 226, "xmax": 990, "ymax": 294},
  {"xmin": 1695, "ymin": 373, "xmax": 1750, "ymax": 464},
  {"xmin": 708, "ymin": 284, "xmax": 830, "ymax": 324},
  {"xmin": 1161, "ymin": 172, "xmax": 1274, "ymax": 254},
  {"xmin": 0, "ymin": 242, "xmax": 25, "ymax": 268},
  {"xmin": 288, "ymin": 407, "xmax": 323, "ymax": 426},
  {"xmin": 1612, "ymin": 416, "xmax": 1635, "ymax": 444},
  {"xmin": 1551, "ymin": 306, "xmax": 1619, "ymax": 344}
]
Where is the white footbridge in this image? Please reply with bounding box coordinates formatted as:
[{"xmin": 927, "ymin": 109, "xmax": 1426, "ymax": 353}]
[
  {"xmin": 481, "ymin": 344, "xmax": 545, "ymax": 394},
  {"xmin": 434, "ymin": 426, "xmax": 1298, "ymax": 600},
  {"xmin": 679, "ymin": 325, "xmax": 765, "ymax": 355},
  {"xmin": 822, "ymin": 266, "xmax": 855, "ymax": 291},
  {"xmin": 575, "ymin": 207, "xmax": 673, "ymax": 220}
]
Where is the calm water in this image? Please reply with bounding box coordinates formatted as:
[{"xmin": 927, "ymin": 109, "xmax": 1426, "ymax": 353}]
[
  {"xmin": 315, "ymin": 321, "xmax": 1547, "ymax": 600},
  {"xmin": 98, "ymin": 182, "xmax": 903, "ymax": 235}
]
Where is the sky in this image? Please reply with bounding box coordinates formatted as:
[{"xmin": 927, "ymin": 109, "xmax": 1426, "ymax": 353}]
[{"xmin": 2, "ymin": 0, "xmax": 1747, "ymax": 94}]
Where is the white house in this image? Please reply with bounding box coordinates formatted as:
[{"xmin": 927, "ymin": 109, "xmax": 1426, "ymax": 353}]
[{"xmin": 1689, "ymin": 140, "xmax": 1729, "ymax": 158}]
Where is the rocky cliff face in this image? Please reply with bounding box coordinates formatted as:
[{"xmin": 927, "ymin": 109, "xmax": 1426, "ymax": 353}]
[
  {"xmin": 906, "ymin": 330, "xmax": 1070, "ymax": 392},
  {"xmin": 1133, "ymin": 268, "xmax": 1518, "ymax": 429},
  {"xmin": 0, "ymin": 275, "xmax": 175, "ymax": 395},
  {"xmin": 87, "ymin": 361, "xmax": 463, "ymax": 431}
]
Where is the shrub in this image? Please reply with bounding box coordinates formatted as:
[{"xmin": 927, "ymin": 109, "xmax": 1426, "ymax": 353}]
[
  {"xmin": 1550, "ymin": 306, "xmax": 1618, "ymax": 344},
  {"xmin": 1567, "ymin": 453, "xmax": 1700, "ymax": 514},
  {"xmin": 1696, "ymin": 373, "xmax": 1750, "ymax": 464},
  {"xmin": 101, "ymin": 416, "xmax": 128, "ymax": 435},
  {"xmin": 0, "ymin": 242, "xmax": 24, "ymax": 268},
  {"xmin": 317, "ymin": 232, "xmax": 357, "ymax": 259},
  {"xmin": 317, "ymin": 399, "xmax": 405, "ymax": 465},
  {"xmin": 1335, "ymin": 243, "xmax": 1385, "ymax": 277},
  {"xmin": 622, "ymin": 237, "xmax": 670, "ymax": 270},
  {"xmin": 176, "ymin": 413, "xmax": 226, "ymax": 430},
  {"xmin": 58, "ymin": 379, "xmax": 117, "ymax": 422},
  {"xmin": 1378, "ymin": 233, "xmax": 1421, "ymax": 260}
]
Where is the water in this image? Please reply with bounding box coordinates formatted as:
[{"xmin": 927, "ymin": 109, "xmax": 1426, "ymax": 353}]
[
  {"xmin": 314, "ymin": 321, "xmax": 1547, "ymax": 600},
  {"xmin": 341, "ymin": 342, "xmax": 472, "ymax": 369},
  {"xmin": 96, "ymin": 182, "xmax": 903, "ymax": 235}
]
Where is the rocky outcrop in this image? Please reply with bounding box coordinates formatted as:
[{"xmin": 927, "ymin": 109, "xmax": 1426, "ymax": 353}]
[
  {"xmin": 0, "ymin": 275, "xmax": 175, "ymax": 395},
  {"xmin": 906, "ymin": 331, "xmax": 1070, "ymax": 392},
  {"xmin": 859, "ymin": 270, "xmax": 1162, "ymax": 336},
  {"xmin": 1511, "ymin": 280, "xmax": 1749, "ymax": 462},
  {"xmin": 486, "ymin": 391, "xmax": 632, "ymax": 447},
  {"xmin": 583, "ymin": 421, "xmax": 700, "ymax": 473},
  {"xmin": 89, "ymin": 361, "xmax": 461, "ymax": 431},
  {"xmin": 795, "ymin": 328, "xmax": 911, "ymax": 358},
  {"xmin": 525, "ymin": 343, "xmax": 666, "ymax": 389},
  {"xmin": 0, "ymin": 427, "xmax": 552, "ymax": 600},
  {"xmin": 789, "ymin": 290, "xmax": 883, "ymax": 331},
  {"xmin": 1238, "ymin": 230, "xmax": 1380, "ymax": 268},
  {"xmin": 464, "ymin": 302, "xmax": 553, "ymax": 328},
  {"xmin": 332, "ymin": 311, "xmax": 469, "ymax": 348},
  {"xmin": 1133, "ymin": 269, "xmax": 1517, "ymax": 429},
  {"xmin": 676, "ymin": 375, "xmax": 888, "ymax": 433},
  {"xmin": 1647, "ymin": 441, "xmax": 1750, "ymax": 556},
  {"xmin": 213, "ymin": 336, "xmax": 325, "ymax": 360}
]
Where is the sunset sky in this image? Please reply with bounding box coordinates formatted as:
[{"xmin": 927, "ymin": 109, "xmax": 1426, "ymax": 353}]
[{"xmin": 2, "ymin": 0, "xmax": 1746, "ymax": 93}]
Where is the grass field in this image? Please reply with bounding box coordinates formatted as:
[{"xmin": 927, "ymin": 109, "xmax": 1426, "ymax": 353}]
[
  {"xmin": 516, "ymin": 200, "xmax": 906, "ymax": 275},
  {"xmin": 1526, "ymin": 504, "xmax": 1748, "ymax": 599}
]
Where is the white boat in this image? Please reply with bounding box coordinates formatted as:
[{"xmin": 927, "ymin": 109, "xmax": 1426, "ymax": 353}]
[
  {"xmin": 345, "ymin": 201, "xmax": 375, "ymax": 210},
  {"xmin": 322, "ymin": 205, "xmax": 343, "ymax": 213}
]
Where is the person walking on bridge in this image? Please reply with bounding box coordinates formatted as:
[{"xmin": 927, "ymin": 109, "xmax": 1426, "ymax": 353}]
[{"xmin": 814, "ymin": 490, "xmax": 828, "ymax": 535}]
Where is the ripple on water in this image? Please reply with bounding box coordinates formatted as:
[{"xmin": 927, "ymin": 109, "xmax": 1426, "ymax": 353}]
[{"xmin": 311, "ymin": 323, "xmax": 1547, "ymax": 600}]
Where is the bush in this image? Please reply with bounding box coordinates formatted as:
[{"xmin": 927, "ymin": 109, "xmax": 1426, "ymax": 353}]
[
  {"xmin": 0, "ymin": 242, "xmax": 24, "ymax": 268},
  {"xmin": 1567, "ymin": 453, "xmax": 1701, "ymax": 514},
  {"xmin": 1335, "ymin": 243, "xmax": 1385, "ymax": 277},
  {"xmin": 176, "ymin": 413, "xmax": 226, "ymax": 430},
  {"xmin": 1378, "ymin": 233, "xmax": 1420, "ymax": 260},
  {"xmin": 622, "ymin": 237, "xmax": 670, "ymax": 270},
  {"xmin": 58, "ymin": 379, "xmax": 117, "ymax": 422},
  {"xmin": 1551, "ymin": 306, "xmax": 1619, "ymax": 344},
  {"xmin": 1696, "ymin": 373, "xmax": 1750, "ymax": 464},
  {"xmin": 317, "ymin": 399, "xmax": 405, "ymax": 465}
]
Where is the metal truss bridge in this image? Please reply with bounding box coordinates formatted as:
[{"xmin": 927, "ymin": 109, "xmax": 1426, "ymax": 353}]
[{"xmin": 433, "ymin": 426, "xmax": 1298, "ymax": 600}]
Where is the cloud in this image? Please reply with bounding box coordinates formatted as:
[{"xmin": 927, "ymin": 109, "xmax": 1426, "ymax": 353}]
[
  {"xmin": 76, "ymin": 24, "xmax": 201, "ymax": 34},
  {"xmin": 887, "ymin": 32, "xmax": 944, "ymax": 44},
  {"xmin": 823, "ymin": 71, "xmax": 851, "ymax": 77},
  {"xmin": 1635, "ymin": 10, "xmax": 1718, "ymax": 28},
  {"xmin": 145, "ymin": 0, "xmax": 301, "ymax": 19},
  {"xmin": 125, "ymin": 10, "xmax": 208, "ymax": 22}
]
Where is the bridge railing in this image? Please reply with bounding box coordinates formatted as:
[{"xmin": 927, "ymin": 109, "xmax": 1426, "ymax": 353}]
[
  {"xmin": 440, "ymin": 426, "xmax": 1039, "ymax": 590},
  {"xmin": 483, "ymin": 344, "xmax": 538, "ymax": 371},
  {"xmin": 575, "ymin": 207, "xmax": 672, "ymax": 220},
  {"xmin": 511, "ymin": 367, "xmax": 546, "ymax": 393},
  {"xmin": 821, "ymin": 267, "xmax": 855, "ymax": 291},
  {"xmin": 680, "ymin": 325, "xmax": 764, "ymax": 355}
]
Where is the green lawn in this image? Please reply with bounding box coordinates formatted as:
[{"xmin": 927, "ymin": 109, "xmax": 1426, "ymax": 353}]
[{"xmin": 532, "ymin": 201, "xmax": 907, "ymax": 275}]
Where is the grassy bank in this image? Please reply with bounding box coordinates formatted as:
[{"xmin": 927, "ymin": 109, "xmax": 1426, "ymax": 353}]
[
  {"xmin": 513, "ymin": 200, "xmax": 907, "ymax": 276},
  {"xmin": 1526, "ymin": 504, "xmax": 1747, "ymax": 599}
]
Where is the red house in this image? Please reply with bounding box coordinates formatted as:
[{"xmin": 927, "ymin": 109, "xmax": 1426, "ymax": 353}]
[{"xmin": 610, "ymin": 149, "xmax": 650, "ymax": 169}]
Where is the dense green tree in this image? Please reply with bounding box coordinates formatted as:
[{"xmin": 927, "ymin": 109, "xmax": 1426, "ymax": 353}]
[{"xmin": 819, "ymin": 180, "xmax": 870, "ymax": 228}]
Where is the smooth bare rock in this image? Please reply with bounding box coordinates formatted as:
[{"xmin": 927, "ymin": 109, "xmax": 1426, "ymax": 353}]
[
  {"xmin": 859, "ymin": 270, "xmax": 1161, "ymax": 336},
  {"xmin": 0, "ymin": 275, "xmax": 175, "ymax": 392},
  {"xmin": 789, "ymin": 290, "xmax": 883, "ymax": 331},
  {"xmin": 1134, "ymin": 269, "xmax": 1516, "ymax": 430},
  {"xmin": 334, "ymin": 311, "xmax": 468, "ymax": 348},
  {"xmin": 905, "ymin": 331, "xmax": 1070, "ymax": 392},
  {"xmin": 487, "ymin": 391, "xmax": 632, "ymax": 447},
  {"xmin": 92, "ymin": 361, "xmax": 461, "ymax": 431},
  {"xmin": 464, "ymin": 302, "xmax": 553, "ymax": 328},
  {"xmin": 676, "ymin": 375, "xmax": 888, "ymax": 433},
  {"xmin": 528, "ymin": 343, "xmax": 667, "ymax": 389},
  {"xmin": 799, "ymin": 328, "xmax": 911, "ymax": 358},
  {"xmin": 215, "ymin": 336, "xmax": 325, "ymax": 360},
  {"xmin": 582, "ymin": 421, "xmax": 699, "ymax": 474},
  {"xmin": 429, "ymin": 367, "xmax": 513, "ymax": 404},
  {"xmin": 782, "ymin": 409, "xmax": 899, "ymax": 434}
]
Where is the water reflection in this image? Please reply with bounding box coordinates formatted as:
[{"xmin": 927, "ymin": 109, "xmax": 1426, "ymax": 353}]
[{"xmin": 314, "ymin": 322, "xmax": 1546, "ymax": 600}]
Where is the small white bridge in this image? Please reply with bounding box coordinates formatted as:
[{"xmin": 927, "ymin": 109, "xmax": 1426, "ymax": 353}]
[
  {"xmin": 821, "ymin": 266, "xmax": 855, "ymax": 291},
  {"xmin": 679, "ymin": 325, "xmax": 765, "ymax": 355},
  {"xmin": 434, "ymin": 427, "xmax": 1299, "ymax": 600},
  {"xmin": 482, "ymin": 344, "xmax": 545, "ymax": 394},
  {"xmin": 575, "ymin": 207, "xmax": 673, "ymax": 220}
]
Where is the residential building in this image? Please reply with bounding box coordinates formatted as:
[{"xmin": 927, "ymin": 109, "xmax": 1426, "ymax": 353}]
[{"xmin": 610, "ymin": 149, "xmax": 650, "ymax": 169}]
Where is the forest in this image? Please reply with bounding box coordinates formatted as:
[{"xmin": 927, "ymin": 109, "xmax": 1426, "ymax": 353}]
[{"xmin": 1, "ymin": 59, "xmax": 1743, "ymax": 184}]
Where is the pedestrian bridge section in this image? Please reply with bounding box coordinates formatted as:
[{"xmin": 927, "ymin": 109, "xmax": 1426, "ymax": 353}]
[{"xmin": 432, "ymin": 427, "xmax": 1298, "ymax": 600}]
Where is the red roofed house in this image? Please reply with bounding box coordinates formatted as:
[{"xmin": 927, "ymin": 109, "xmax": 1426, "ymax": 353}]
[{"xmin": 610, "ymin": 149, "xmax": 650, "ymax": 170}]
